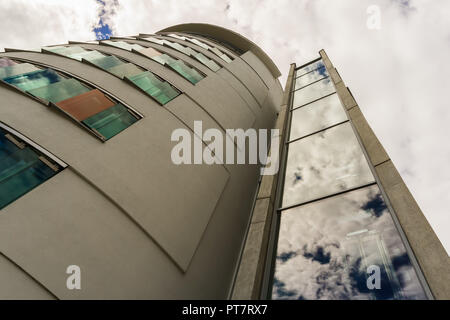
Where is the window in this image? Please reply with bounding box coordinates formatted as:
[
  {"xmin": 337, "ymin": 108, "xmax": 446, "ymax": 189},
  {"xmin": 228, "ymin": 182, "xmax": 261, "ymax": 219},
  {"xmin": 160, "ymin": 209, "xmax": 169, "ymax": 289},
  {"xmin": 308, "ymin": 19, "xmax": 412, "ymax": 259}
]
[
  {"xmin": 139, "ymin": 36, "xmax": 221, "ymax": 72},
  {"xmin": 296, "ymin": 59, "xmax": 326, "ymax": 78},
  {"xmin": 125, "ymin": 71, "xmax": 179, "ymax": 105},
  {"xmin": 282, "ymin": 123, "xmax": 375, "ymax": 208},
  {"xmin": 165, "ymin": 33, "xmax": 233, "ymax": 63},
  {"xmin": 294, "ymin": 64, "xmax": 329, "ymax": 90},
  {"xmin": 101, "ymin": 40, "xmax": 205, "ymax": 84},
  {"xmin": 0, "ymin": 58, "xmax": 140, "ymax": 140},
  {"xmin": 42, "ymin": 45, "xmax": 181, "ymax": 105},
  {"xmin": 289, "ymin": 93, "xmax": 348, "ymax": 141},
  {"xmin": 0, "ymin": 123, "xmax": 65, "ymax": 210},
  {"xmin": 272, "ymin": 185, "xmax": 428, "ymax": 300},
  {"xmin": 292, "ymin": 77, "xmax": 335, "ymax": 108}
]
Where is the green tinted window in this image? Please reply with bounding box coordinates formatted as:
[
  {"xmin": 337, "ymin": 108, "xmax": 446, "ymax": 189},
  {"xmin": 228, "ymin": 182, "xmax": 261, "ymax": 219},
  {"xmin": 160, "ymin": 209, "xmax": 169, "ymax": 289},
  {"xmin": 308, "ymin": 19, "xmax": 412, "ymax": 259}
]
[
  {"xmin": 152, "ymin": 82, "xmax": 179, "ymax": 105},
  {"xmin": 2, "ymin": 69, "xmax": 64, "ymax": 91},
  {"xmin": 88, "ymin": 55, "xmax": 125, "ymax": 70},
  {"xmin": 0, "ymin": 63, "xmax": 40, "ymax": 79},
  {"xmin": 27, "ymin": 78, "xmax": 90, "ymax": 102},
  {"xmin": 168, "ymin": 61, "xmax": 203, "ymax": 84},
  {"xmin": 127, "ymin": 71, "xmax": 179, "ymax": 104},
  {"xmin": 70, "ymin": 50, "xmax": 105, "ymax": 62},
  {"xmin": 107, "ymin": 63, "xmax": 144, "ymax": 78},
  {"xmin": 82, "ymin": 103, "xmax": 138, "ymax": 140}
]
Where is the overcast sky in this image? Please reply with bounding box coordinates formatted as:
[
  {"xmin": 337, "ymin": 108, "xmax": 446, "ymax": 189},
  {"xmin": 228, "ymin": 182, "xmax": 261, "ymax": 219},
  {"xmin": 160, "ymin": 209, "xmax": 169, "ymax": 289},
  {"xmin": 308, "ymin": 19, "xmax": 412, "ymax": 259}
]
[{"xmin": 0, "ymin": 0, "xmax": 448, "ymax": 255}]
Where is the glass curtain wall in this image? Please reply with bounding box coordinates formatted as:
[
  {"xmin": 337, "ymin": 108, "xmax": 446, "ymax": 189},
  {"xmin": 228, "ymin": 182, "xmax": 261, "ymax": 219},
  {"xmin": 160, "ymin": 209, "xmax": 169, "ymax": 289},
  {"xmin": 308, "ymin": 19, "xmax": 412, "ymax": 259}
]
[{"xmin": 270, "ymin": 59, "xmax": 428, "ymax": 300}]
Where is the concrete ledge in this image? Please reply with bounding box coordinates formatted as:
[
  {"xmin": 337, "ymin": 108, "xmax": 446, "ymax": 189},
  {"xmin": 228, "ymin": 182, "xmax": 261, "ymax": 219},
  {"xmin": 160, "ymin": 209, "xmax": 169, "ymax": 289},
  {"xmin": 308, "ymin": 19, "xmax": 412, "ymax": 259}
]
[
  {"xmin": 232, "ymin": 199, "xmax": 273, "ymax": 299},
  {"xmin": 348, "ymin": 106, "xmax": 389, "ymax": 166},
  {"xmin": 376, "ymin": 160, "xmax": 450, "ymax": 299}
]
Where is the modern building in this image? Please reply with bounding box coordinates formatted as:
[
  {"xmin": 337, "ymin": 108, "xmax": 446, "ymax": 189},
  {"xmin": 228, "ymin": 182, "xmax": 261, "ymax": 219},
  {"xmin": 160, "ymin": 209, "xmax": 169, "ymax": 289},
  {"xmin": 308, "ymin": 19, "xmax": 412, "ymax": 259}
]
[{"xmin": 0, "ymin": 23, "xmax": 448, "ymax": 299}]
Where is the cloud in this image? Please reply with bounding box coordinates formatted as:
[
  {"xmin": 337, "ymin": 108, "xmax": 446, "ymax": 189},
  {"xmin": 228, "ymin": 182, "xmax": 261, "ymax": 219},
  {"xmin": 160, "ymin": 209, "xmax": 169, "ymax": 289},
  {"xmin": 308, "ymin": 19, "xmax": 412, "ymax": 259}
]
[
  {"xmin": 0, "ymin": 0, "xmax": 99, "ymax": 50},
  {"xmin": 0, "ymin": 0, "xmax": 448, "ymax": 256}
]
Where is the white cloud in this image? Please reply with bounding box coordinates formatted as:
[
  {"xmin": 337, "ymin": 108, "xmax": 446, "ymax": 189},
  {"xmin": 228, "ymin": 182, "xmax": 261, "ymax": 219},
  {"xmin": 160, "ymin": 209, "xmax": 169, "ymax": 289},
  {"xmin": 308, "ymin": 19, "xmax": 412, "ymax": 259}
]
[
  {"xmin": 0, "ymin": 0, "xmax": 99, "ymax": 50},
  {"xmin": 0, "ymin": 0, "xmax": 448, "ymax": 255}
]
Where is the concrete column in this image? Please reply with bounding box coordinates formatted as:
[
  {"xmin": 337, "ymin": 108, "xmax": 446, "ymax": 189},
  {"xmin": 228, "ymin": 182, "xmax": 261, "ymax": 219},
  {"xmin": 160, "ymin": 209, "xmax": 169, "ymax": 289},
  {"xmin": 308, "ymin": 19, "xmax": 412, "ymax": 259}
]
[{"xmin": 231, "ymin": 64, "xmax": 295, "ymax": 299}]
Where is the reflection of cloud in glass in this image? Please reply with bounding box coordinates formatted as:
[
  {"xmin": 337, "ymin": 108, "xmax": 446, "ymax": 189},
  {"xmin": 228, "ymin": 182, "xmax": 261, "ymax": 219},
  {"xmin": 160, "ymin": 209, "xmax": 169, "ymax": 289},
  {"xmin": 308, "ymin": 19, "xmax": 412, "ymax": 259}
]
[
  {"xmin": 273, "ymin": 185, "xmax": 427, "ymax": 300},
  {"xmin": 293, "ymin": 77, "xmax": 335, "ymax": 108},
  {"xmin": 294, "ymin": 66, "xmax": 329, "ymax": 90},
  {"xmin": 289, "ymin": 93, "xmax": 348, "ymax": 141},
  {"xmin": 295, "ymin": 60, "xmax": 325, "ymax": 78},
  {"xmin": 283, "ymin": 123, "xmax": 374, "ymax": 207}
]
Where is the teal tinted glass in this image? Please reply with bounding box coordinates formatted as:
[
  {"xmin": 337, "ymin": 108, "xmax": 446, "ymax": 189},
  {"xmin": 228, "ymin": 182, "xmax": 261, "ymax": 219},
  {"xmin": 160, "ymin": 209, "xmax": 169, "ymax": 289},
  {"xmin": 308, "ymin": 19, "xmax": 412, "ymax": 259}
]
[
  {"xmin": 69, "ymin": 50, "xmax": 105, "ymax": 62},
  {"xmin": 104, "ymin": 41, "xmax": 144, "ymax": 51},
  {"xmin": 82, "ymin": 103, "xmax": 137, "ymax": 140},
  {"xmin": 0, "ymin": 132, "xmax": 58, "ymax": 209},
  {"xmin": 127, "ymin": 71, "xmax": 161, "ymax": 92},
  {"xmin": 54, "ymin": 46, "xmax": 85, "ymax": 56},
  {"xmin": 106, "ymin": 63, "xmax": 144, "ymax": 78},
  {"xmin": 0, "ymin": 63, "xmax": 40, "ymax": 79},
  {"xmin": 168, "ymin": 61, "xmax": 203, "ymax": 84},
  {"xmin": 3, "ymin": 69, "xmax": 64, "ymax": 92},
  {"xmin": 27, "ymin": 78, "xmax": 91, "ymax": 102},
  {"xmin": 193, "ymin": 52, "xmax": 220, "ymax": 71},
  {"xmin": 152, "ymin": 82, "xmax": 179, "ymax": 105},
  {"xmin": 156, "ymin": 54, "xmax": 176, "ymax": 65},
  {"xmin": 127, "ymin": 72, "xmax": 179, "ymax": 104},
  {"xmin": 89, "ymin": 55, "xmax": 124, "ymax": 70}
]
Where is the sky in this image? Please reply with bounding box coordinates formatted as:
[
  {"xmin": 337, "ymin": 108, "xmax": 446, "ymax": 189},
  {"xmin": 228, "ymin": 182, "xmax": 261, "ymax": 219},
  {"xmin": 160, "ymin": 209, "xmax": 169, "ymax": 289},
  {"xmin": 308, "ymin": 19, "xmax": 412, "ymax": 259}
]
[{"xmin": 0, "ymin": 0, "xmax": 448, "ymax": 255}]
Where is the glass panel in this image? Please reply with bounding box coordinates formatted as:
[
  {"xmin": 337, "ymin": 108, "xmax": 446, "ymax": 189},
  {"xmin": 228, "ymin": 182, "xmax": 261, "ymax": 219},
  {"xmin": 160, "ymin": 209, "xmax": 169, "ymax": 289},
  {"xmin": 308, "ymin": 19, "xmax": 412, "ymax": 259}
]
[
  {"xmin": 168, "ymin": 33, "xmax": 186, "ymax": 41},
  {"xmin": 127, "ymin": 71, "xmax": 161, "ymax": 92},
  {"xmin": 168, "ymin": 61, "xmax": 203, "ymax": 84},
  {"xmin": 157, "ymin": 54, "xmax": 176, "ymax": 65},
  {"xmin": 0, "ymin": 63, "xmax": 40, "ymax": 79},
  {"xmin": 82, "ymin": 103, "xmax": 138, "ymax": 140},
  {"xmin": 53, "ymin": 46, "xmax": 85, "ymax": 56},
  {"xmin": 211, "ymin": 47, "xmax": 223, "ymax": 57},
  {"xmin": 272, "ymin": 185, "xmax": 427, "ymax": 300},
  {"xmin": 137, "ymin": 47, "xmax": 163, "ymax": 59},
  {"xmin": 193, "ymin": 52, "xmax": 220, "ymax": 71},
  {"xmin": 126, "ymin": 71, "xmax": 180, "ymax": 104},
  {"xmin": 294, "ymin": 65, "xmax": 328, "ymax": 90},
  {"xmin": 0, "ymin": 58, "xmax": 17, "ymax": 67},
  {"xmin": 151, "ymin": 82, "xmax": 179, "ymax": 105},
  {"xmin": 88, "ymin": 55, "xmax": 124, "ymax": 70},
  {"xmin": 69, "ymin": 50, "xmax": 105, "ymax": 62},
  {"xmin": 282, "ymin": 122, "xmax": 374, "ymax": 207},
  {"xmin": 289, "ymin": 94, "xmax": 348, "ymax": 141},
  {"xmin": 220, "ymin": 53, "xmax": 232, "ymax": 63},
  {"xmin": 55, "ymin": 89, "xmax": 115, "ymax": 121},
  {"xmin": 2, "ymin": 69, "xmax": 65, "ymax": 92},
  {"xmin": 296, "ymin": 60, "xmax": 325, "ymax": 78},
  {"xmin": 27, "ymin": 78, "xmax": 91, "ymax": 103},
  {"xmin": 142, "ymin": 37, "xmax": 165, "ymax": 45},
  {"xmin": 0, "ymin": 131, "xmax": 58, "ymax": 210},
  {"xmin": 103, "ymin": 40, "xmax": 144, "ymax": 51},
  {"xmin": 292, "ymin": 77, "xmax": 335, "ymax": 108},
  {"xmin": 187, "ymin": 37, "xmax": 210, "ymax": 50},
  {"xmin": 106, "ymin": 63, "xmax": 144, "ymax": 78}
]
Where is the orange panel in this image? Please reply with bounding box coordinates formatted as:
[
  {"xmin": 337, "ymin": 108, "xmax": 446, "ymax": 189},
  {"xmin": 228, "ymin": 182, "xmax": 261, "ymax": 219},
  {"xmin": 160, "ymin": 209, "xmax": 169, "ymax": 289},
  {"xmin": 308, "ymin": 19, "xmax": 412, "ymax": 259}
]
[
  {"xmin": 55, "ymin": 89, "xmax": 115, "ymax": 121},
  {"xmin": 138, "ymin": 47, "xmax": 162, "ymax": 58}
]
